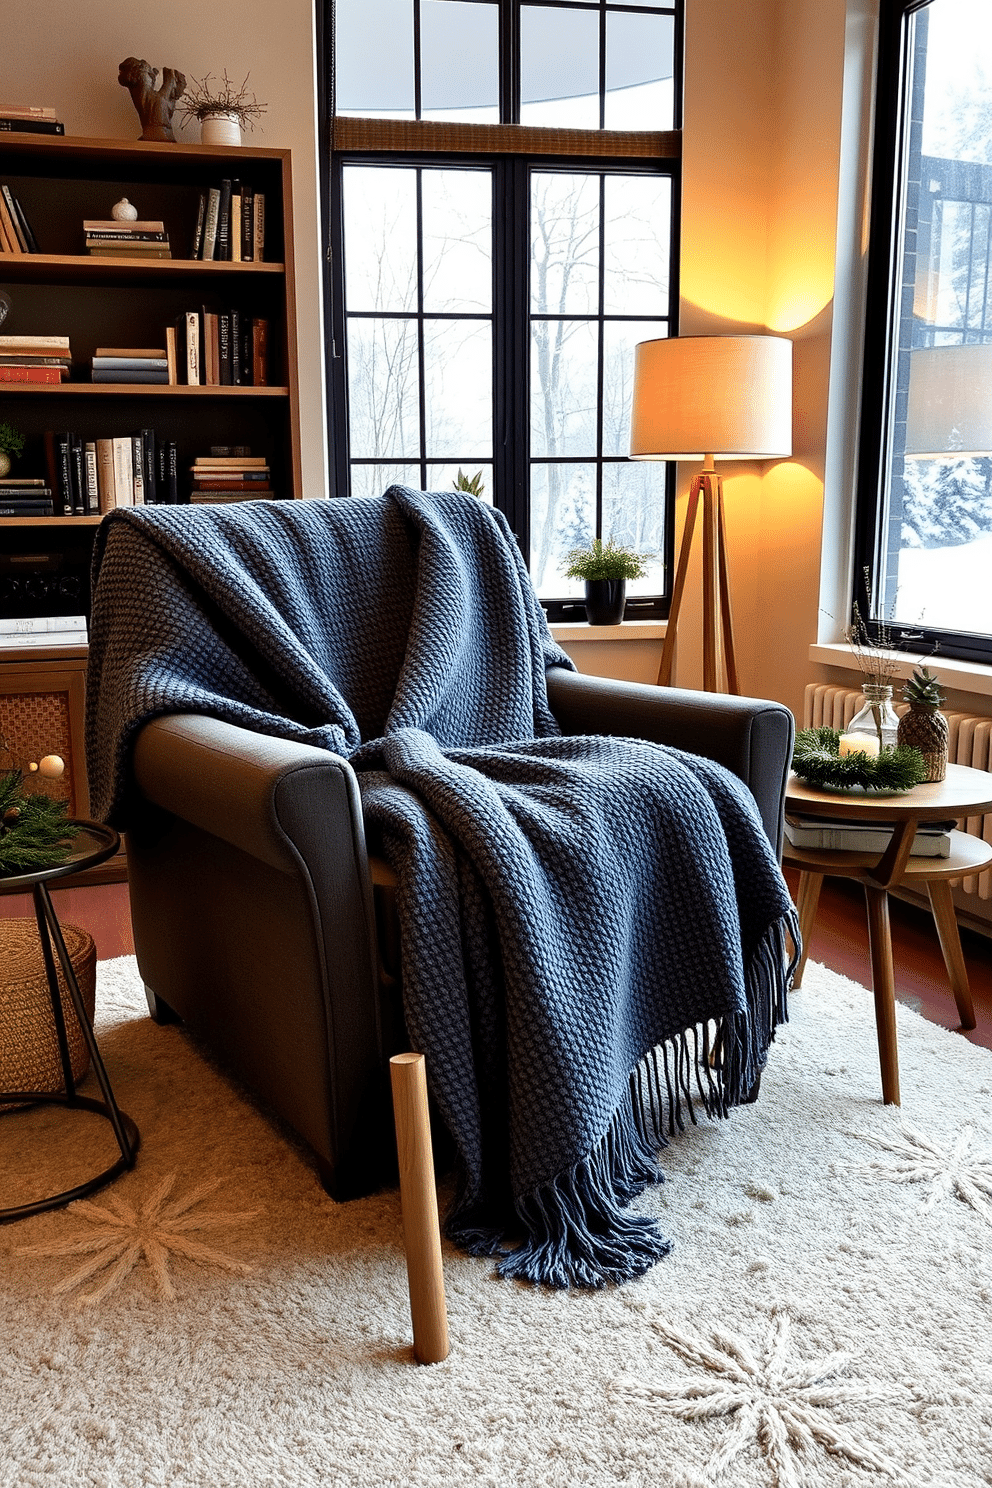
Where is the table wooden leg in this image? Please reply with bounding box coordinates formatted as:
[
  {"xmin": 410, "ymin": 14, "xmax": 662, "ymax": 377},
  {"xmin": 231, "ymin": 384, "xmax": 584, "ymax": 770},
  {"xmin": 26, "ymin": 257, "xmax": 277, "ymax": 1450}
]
[
  {"xmin": 926, "ymin": 879, "xmax": 977, "ymax": 1030},
  {"xmin": 791, "ymin": 871, "xmax": 823, "ymax": 989},
  {"xmin": 864, "ymin": 885, "xmax": 900, "ymax": 1105}
]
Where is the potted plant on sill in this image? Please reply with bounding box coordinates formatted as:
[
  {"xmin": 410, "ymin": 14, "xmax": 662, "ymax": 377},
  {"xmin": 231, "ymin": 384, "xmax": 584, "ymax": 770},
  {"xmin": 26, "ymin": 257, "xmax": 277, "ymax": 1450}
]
[
  {"xmin": 562, "ymin": 538, "xmax": 655, "ymax": 625},
  {"xmin": 180, "ymin": 71, "xmax": 267, "ymax": 146}
]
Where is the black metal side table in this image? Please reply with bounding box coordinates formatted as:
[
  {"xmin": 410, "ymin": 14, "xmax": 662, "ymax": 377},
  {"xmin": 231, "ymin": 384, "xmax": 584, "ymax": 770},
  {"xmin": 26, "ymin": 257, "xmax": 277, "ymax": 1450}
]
[{"xmin": 0, "ymin": 820, "xmax": 140, "ymax": 1223}]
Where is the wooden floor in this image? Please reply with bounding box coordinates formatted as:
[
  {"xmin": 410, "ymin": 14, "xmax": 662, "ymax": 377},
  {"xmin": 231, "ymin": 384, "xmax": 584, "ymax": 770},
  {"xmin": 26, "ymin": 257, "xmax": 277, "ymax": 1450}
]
[
  {"xmin": 3, "ymin": 874, "xmax": 991, "ymax": 1054},
  {"xmin": 782, "ymin": 867, "xmax": 992, "ymax": 1053}
]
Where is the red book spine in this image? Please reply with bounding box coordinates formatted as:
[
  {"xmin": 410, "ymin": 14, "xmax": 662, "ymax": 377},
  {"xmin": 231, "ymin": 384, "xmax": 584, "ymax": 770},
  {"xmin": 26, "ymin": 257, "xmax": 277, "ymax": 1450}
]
[{"xmin": 0, "ymin": 365, "xmax": 62, "ymax": 384}]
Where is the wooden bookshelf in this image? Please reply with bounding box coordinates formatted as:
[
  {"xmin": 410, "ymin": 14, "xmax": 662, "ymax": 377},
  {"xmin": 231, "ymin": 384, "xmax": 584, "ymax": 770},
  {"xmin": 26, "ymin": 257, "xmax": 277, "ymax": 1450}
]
[{"xmin": 1, "ymin": 134, "xmax": 303, "ymax": 885}]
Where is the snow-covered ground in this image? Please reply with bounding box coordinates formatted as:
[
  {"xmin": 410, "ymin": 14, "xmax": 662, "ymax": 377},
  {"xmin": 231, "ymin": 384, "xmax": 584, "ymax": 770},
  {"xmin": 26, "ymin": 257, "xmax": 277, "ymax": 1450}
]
[{"xmin": 895, "ymin": 531, "xmax": 992, "ymax": 636}]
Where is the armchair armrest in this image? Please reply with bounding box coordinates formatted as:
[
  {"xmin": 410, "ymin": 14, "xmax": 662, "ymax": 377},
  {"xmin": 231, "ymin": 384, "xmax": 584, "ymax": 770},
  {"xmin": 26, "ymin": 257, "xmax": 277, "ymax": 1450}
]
[
  {"xmin": 545, "ymin": 669, "xmax": 794, "ymax": 857},
  {"xmin": 128, "ymin": 714, "xmax": 390, "ymax": 1196}
]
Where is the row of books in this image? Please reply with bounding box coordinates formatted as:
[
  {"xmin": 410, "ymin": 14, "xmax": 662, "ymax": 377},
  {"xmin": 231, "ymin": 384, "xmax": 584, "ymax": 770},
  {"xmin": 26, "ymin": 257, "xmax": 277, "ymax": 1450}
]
[
  {"xmin": 84, "ymin": 218, "xmax": 172, "ymax": 260},
  {"xmin": 0, "ymin": 324, "xmax": 269, "ymax": 386},
  {"xmin": 0, "ymin": 184, "xmax": 40, "ymax": 254},
  {"xmin": 35, "ymin": 430, "xmax": 182, "ymax": 515},
  {"xmin": 0, "ymin": 334, "xmax": 71, "ymax": 383},
  {"xmin": 191, "ymin": 180, "xmax": 265, "ymax": 262},
  {"xmin": 0, "ymin": 105, "xmax": 64, "ymax": 136},
  {"xmin": 174, "ymin": 311, "xmax": 269, "ymax": 386},
  {"xmin": 784, "ymin": 814, "xmax": 958, "ymax": 858}
]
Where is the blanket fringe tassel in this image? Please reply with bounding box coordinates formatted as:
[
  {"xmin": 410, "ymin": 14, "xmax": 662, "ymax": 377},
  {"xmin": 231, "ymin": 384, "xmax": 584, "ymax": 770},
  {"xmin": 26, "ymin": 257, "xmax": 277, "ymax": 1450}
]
[{"xmin": 447, "ymin": 908, "xmax": 799, "ymax": 1289}]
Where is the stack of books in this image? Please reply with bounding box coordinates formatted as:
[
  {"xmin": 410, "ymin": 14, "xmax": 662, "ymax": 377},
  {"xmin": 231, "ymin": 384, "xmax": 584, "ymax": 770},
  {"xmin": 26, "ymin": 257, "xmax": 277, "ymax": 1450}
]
[
  {"xmin": 190, "ymin": 448, "xmax": 272, "ymax": 503},
  {"xmin": 83, "ymin": 219, "xmax": 171, "ymax": 259},
  {"xmin": 0, "ymin": 183, "xmax": 39, "ymax": 253},
  {"xmin": 90, "ymin": 347, "xmax": 170, "ymax": 385},
  {"xmin": 0, "ymin": 477, "xmax": 55, "ymax": 517},
  {"xmin": 784, "ymin": 814, "xmax": 958, "ymax": 858},
  {"xmin": 0, "ymin": 105, "xmax": 64, "ymax": 136},
  {"xmin": 0, "ymin": 615, "xmax": 88, "ymax": 650},
  {"xmin": 0, "ymin": 334, "xmax": 71, "ymax": 384},
  {"xmin": 191, "ymin": 180, "xmax": 265, "ymax": 262}
]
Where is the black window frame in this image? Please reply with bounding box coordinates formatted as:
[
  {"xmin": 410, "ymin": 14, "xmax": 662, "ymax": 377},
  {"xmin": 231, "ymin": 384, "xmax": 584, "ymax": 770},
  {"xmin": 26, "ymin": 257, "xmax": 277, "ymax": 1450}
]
[
  {"xmin": 319, "ymin": 0, "xmax": 682, "ymax": 621},
  {"xmin": 854, "ymin": 0, "xmax": 992, "ymax": 666}
]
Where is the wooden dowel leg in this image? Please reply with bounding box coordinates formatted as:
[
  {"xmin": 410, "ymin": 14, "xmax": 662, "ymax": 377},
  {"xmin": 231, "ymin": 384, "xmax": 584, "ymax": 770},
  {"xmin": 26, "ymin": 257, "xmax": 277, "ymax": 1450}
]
[
  {"xmin": 927, "ymin": 879, "xmax": 977, "ymax": 1029},
  {"xmin": 864, "ymin": 886, "xmax": 901, "ymax": 1105},
  {"xmin": 792, "ymin": 871, "xmax": 823, "ymax": 989},
  {"xmin": 389, "ymin": 1053, "xmax": 450, "ymax": 1365}
]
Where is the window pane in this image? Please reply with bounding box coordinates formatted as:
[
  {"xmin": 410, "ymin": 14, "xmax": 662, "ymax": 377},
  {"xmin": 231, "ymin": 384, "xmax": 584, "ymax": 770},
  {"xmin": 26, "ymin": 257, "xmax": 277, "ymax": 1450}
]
[
  {"xmin": 424, "ymin": 319, "xmax": 493, "ymax": 457},
  {"xmin": 603, "ymin": 175, "xmax": 671, "ymax": 315},
  {"xmin": 872, "ymin": 0, "xmax": 992, "ymax": 642},
  {"xmin": 421, "ymin": 0, "xmax": 499, "ymax": 122},
  {"xmin": 601, "ymin": 462, "xmax": 667, "ymax": 594},
  {"xmin": 605, "ymin": 12, "xmax": 675, "ymax": 131},
  {"xmin": 529, "ymin": 463, "xmax": 597, "ymax": 596},
  {"xmin": 531, "ymin": 173, "xmax": 600, "ymax": 315},
  {"xmin": 427, "ymin": 462, "xmax": 494, "ymax": 504},
  {"xmin": 422, "ymin": 169, "xmax": 492, "ymax": 313},
  {"xmin": 343, "ymin": 167, "xmax": 418, "ymax": 313},
  {"xmin": 531, "ymin": 320, "xmax": 599, "ymax": 457},
  {"xmin": 335, "ymin": 0, "xmax": 415, "ymax": 118},
  {"xmin": 602, "ymin": 320, "xmax": 667, "ymax": 455},
  {"xmin": 520, "ymin": 6, "xmax": 600, "ymax": 129},
  {"xmin": 346, "ymin": 318, "xmax": 421, "ymax": 458},
  {"xmin": 350, "ymin": 463, "xmax": 423, "ymax": 500}
]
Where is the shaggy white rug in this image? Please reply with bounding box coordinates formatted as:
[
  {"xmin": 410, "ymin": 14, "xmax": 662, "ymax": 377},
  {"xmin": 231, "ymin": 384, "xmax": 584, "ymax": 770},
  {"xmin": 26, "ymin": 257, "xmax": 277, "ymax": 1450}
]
[{"xmin": 2, "ymin": 956, "xmax": 992, "ymax": 1488}]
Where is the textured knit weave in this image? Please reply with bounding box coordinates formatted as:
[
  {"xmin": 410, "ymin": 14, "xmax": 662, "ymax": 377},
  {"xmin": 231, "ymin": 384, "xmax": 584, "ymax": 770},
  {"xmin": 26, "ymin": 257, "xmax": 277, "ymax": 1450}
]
[{"xmin": 85, "ymin": 488, "xmax": 798, "ymax": 1288}]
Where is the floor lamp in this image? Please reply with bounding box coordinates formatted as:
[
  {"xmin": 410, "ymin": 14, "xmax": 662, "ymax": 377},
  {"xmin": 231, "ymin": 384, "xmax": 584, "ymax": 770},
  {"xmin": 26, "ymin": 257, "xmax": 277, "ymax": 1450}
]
[{"xmin": 629, "ymin": 335, "xmax": 792, "ymax": 694}]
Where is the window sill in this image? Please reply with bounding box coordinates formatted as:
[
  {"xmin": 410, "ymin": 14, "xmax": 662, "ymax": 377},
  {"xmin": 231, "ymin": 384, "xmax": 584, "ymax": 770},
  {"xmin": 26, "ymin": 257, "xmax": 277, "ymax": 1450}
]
[
  {"xmin": 810, "ymin": 643, "xmax": 992, "ymax": 701},
  {"xmin": 550, "ymin": 619, "xmax": 668, "ymax": 643}
]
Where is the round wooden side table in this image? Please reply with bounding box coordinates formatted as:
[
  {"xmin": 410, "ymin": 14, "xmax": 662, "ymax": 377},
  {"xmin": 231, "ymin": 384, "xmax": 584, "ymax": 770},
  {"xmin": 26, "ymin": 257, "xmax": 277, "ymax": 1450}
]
[
  {"xmin": 783, "ymin": 763, "xmax": 992, "ymax": 1106},
  {"xmin": 0, "ymin": 821, "xmax": 140, "ymax": 1223}
]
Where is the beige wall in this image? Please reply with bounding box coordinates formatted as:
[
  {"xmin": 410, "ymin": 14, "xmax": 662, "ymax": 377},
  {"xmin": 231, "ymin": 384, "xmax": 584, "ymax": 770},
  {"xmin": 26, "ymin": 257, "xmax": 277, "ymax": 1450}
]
[
  {"xmin": 3, "ymin": 0, "xmax": 328, "ymax": 503},
  {"xmin": 5, "ymin": 0, "xmax": 867, "ymax": 718}
]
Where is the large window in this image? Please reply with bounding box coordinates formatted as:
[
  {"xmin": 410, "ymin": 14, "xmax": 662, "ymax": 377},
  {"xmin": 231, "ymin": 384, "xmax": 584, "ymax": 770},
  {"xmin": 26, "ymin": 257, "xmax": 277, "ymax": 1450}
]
[
  {"xmin": 856, "ymin": 0, "xmax": 992, "ymax": 664},
  {"xmin": 324, "ymin": 0, "xmax": 681, "ymax": 616}
]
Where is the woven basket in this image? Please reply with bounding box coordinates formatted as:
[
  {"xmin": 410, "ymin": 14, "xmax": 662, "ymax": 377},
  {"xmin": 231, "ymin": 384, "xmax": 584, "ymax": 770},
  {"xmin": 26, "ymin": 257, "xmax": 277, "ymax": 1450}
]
[{"xmin": 0, "ymin": 918, "xmax": 96, "ymax": 1110}]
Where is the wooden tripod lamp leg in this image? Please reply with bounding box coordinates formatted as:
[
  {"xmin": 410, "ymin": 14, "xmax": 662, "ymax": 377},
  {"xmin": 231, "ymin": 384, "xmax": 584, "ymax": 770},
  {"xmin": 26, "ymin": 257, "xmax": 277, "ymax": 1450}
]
[
  {"xmin": 657, "ymin": 477, "xmax": 702, "ymax": 687},
  {"xmin": 389, "ymin": 1053, "xmax": 450, "ymax": 1364}
]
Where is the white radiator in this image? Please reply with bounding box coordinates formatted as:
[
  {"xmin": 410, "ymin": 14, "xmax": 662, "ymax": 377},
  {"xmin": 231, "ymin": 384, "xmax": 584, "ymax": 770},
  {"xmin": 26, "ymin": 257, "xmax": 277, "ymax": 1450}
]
[{"xmin": 803, "ymin": 684, "xmax": 992, "ymax": 918}]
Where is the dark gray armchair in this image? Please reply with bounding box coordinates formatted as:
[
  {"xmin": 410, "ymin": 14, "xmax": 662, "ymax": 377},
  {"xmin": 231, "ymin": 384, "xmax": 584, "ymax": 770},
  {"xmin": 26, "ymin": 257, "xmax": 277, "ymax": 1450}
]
[{"xmin": 124, "ymin": 672, "xmax": 794, "ymax": 1201}]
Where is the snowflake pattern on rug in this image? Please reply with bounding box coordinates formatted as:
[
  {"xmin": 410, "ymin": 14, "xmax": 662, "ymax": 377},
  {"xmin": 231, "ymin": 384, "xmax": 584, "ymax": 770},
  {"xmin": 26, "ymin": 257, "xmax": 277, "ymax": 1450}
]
[
  {"xmin": 840, "ymin": 1122, "xmax": 992, "ymax": 1224},
  {"xmin": 613, "ymin": 1306, "xmax": 912, "ymax": 1487},
  {"xmin": 17, "ymin": 1175, "xmax": 260, "ymax": 1304}
]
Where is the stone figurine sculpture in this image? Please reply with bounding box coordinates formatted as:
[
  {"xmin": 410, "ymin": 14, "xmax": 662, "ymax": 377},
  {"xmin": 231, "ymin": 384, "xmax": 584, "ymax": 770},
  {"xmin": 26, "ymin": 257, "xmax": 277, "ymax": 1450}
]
[{"xmin": 118, "ymin": 58, "xmax": 187, "ymax": 143}]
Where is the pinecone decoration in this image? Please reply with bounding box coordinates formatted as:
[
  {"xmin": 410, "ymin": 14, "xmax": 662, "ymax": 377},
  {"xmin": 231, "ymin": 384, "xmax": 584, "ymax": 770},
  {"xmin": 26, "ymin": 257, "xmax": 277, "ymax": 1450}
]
[{"xmin": 897, "ymin": 666, "xmax": 948, "ymax": 782}]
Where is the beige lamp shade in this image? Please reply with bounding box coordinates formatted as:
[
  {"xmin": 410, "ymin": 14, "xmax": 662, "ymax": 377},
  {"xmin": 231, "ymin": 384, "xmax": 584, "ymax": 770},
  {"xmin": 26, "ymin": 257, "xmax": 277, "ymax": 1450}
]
[
  {"xmin": 629, "ymin": 334, "xmax": 793, "ymax": 460},
  {"xmin": 904, "ymin": 343, "xmax": 992, "ymax": 458}
]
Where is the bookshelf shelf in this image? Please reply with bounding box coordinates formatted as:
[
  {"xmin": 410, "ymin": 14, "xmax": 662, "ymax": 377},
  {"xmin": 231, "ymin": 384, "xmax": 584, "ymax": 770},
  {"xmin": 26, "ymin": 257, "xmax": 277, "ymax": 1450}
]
[
  {"xmin": 0, "ymin": 383, "xmax": 290, "ymax": 397},
  {"xmin": 1, "ymin": 135, "xmax": 302, "ymax": 866}
]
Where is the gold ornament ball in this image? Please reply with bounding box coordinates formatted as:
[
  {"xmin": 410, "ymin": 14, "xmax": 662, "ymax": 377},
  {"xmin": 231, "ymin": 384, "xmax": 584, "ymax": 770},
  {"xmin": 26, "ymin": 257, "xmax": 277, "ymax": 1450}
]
[{"xmin": 38, "ymin": 754, "xmax": 65, "ymax": 779}]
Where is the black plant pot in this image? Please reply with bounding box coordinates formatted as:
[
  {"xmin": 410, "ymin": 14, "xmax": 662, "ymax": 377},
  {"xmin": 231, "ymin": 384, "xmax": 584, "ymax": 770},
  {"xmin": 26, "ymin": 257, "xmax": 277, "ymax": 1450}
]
[{"xmin": 584, "ymin": 579, "xmax": 626, "ymax": 625}]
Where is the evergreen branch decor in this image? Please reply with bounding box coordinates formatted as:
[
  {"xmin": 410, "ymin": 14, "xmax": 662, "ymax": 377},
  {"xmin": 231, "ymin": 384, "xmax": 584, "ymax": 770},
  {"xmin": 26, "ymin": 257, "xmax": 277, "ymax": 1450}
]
[
  {"xmin": 0, "ymin": 771, "xmax": 78, "ymax": 877},
  {"xmin": 792, "ymin": 727, "xmax": 928, "ymax": 793}
]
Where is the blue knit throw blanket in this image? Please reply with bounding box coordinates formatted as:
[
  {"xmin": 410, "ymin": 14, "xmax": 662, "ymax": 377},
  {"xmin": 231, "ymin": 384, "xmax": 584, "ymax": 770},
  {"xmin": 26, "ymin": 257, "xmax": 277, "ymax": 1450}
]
[{"xmin": 86, "ymin": 487, "xmax": 798, "ymax": 1288}]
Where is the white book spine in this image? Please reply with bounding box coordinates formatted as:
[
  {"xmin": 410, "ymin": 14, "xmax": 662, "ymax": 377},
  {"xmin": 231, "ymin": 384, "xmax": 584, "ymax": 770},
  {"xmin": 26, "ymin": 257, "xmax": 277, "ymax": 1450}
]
[
  {"xmin": 185, "ymin": 311, "xmax": 200, "ymax": 386},
  {"xmin": 112, "ymin": 437, "xmax": 134, "ymax": 506}
]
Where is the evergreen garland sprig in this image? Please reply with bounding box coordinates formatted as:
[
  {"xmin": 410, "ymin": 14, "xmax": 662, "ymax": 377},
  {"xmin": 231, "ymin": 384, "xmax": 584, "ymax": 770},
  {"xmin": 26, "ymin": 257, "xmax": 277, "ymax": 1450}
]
[
  {"xmin": 792, "ymin": 727, "xmax": 928, "ymax": 793},
  {"xmin": 0, "ymin": 771, "xmax": 79, "ymax": 876}
]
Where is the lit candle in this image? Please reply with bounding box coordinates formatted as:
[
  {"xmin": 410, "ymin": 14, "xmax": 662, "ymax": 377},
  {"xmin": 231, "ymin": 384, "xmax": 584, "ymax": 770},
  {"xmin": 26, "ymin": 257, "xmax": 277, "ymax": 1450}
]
[{"xmin": 838, "ymin": 732, "xmax": 880, "ymax": 758}]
